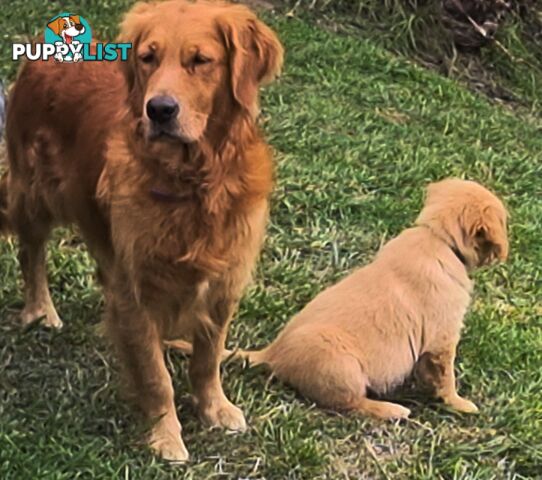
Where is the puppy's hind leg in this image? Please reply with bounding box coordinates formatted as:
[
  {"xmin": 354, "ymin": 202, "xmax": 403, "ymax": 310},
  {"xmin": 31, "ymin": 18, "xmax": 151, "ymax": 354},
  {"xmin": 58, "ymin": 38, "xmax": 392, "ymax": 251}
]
[
  {"xmin": 270, "ymin": 330, "xmax": 411, "ymax": 420},
  {"xmin": 329, "ymin": 367, "xmax": 410, "ymax": 419},
  {"xmin": 350, "ymin": 397, "xmax": 411, "ymax": 420}
]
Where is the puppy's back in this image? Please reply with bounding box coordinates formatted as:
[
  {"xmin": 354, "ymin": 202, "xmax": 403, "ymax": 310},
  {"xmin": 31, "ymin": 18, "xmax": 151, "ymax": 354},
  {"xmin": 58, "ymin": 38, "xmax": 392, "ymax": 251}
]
[{"xmin": 257, "ymin": 227, "xmax": 472, "ymax": 396}]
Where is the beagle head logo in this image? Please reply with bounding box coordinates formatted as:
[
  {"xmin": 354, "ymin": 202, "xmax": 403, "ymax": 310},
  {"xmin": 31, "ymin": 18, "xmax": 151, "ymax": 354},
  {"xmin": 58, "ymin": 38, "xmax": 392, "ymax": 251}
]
[
  {"xmin": 44, "ymin": 13, "xmax": 92, "ymax": 62},
  {"xmin": 47, "ymin": 15, "xmax": 86, "ymax": 45}
]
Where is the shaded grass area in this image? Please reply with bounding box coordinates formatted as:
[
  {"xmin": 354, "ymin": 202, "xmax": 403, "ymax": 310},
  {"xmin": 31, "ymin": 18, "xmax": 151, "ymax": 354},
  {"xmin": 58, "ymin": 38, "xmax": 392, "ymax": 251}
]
[
  {"xmin": 281, "ymin": 0, "xmax": 542, "ymax": 112},
  {"xmin": 1, "ymin": 1, "xmax": 542, "ymax": 479}
]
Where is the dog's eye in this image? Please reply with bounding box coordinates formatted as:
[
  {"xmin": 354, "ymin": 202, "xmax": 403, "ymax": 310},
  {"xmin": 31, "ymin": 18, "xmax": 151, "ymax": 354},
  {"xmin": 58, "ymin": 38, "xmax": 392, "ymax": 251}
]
[
  {"xmin": 193, "ymin": 53, "xmax": 212, "ymax": 66},
  {"xmin": 139, "ymin": 52, "xmax": 155, "ymax": 64}
]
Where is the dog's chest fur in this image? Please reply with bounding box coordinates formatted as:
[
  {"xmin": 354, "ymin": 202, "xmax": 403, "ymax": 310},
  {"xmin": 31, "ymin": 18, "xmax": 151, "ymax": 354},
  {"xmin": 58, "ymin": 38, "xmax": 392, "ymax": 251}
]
[{"xmin": 98, "ymin": 132, "xmax": 269, "ymax": 306}]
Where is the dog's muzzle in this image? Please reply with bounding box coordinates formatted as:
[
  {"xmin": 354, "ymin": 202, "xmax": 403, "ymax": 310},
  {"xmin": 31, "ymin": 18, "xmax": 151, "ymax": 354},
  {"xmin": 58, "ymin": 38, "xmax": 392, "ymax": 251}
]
[{"xmin": 146, "ymin": 96, "xmax": 184, "ymax": 141}]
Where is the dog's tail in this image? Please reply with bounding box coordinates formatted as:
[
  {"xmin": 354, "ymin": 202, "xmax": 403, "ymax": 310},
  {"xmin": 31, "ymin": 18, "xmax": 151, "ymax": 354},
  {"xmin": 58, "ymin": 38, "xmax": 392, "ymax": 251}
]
[
  {"xmin": 0, "ymin": 170, "xmax": 9, "ymax": 235},
  {"xmin": 164, "ymin": 339, "xmax": 268, "ymax": 366}
]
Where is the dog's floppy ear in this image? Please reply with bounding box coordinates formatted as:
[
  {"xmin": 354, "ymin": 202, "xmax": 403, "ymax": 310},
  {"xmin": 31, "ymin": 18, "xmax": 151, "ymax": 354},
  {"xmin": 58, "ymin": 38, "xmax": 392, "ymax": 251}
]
[
  {"xmin": 418, "ymin": 179, "xmax": 509, "ymax": 268},
  {"xmin": 461, "ymin": 203, "xmax": 509, "ymax": 265},
  {"xmin": 47, "ymin": 17, "xmax": 65, "ymax": 36},
  {"xmin": 117, "ymin": 1, "xmax": 154, "ymax": 43},
  {"xmin": 116, "ymin": 2, "xmax": 154, "ymax": 101},
  {"xmin": 218, "ymin": 6, "xmax": 284, "ymax": 116}
]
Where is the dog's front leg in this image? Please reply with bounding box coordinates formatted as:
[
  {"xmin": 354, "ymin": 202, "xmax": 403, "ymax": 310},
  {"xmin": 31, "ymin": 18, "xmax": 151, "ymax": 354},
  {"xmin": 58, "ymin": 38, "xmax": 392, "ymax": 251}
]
[
  {"xmin": 107, "ymin": 291, "xmax": 189, "ymax": 462},
  {"xmin": 415, "ymin": 348, "xmax": 479, "ymax": 413},
  {"xmin": 189, "ymin": 285, "xmax": 247, "ymax": 431}
]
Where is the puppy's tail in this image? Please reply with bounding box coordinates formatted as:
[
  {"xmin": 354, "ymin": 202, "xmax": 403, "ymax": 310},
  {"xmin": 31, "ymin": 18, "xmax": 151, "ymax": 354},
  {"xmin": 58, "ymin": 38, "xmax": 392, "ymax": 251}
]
[
  {"xmin": 164, "ymin": 339, "xmax": 268, "ymax": 366},
  {"xmin": 0, "ymin": 171, "xmax": 9, "ymax": 235}
]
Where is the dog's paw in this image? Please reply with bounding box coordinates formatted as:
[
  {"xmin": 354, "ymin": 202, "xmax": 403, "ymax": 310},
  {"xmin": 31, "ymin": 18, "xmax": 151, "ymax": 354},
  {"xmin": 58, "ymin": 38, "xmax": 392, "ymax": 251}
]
[
  {"xmin": 447, "ymin": 396, "xmax": 479, "ymax": 414},
  {"xmin": 381, "ymin": 403, "xmax": 411, "ymax": 420},
  {"xmin": 20, "ymin": 304, "xmax": 63, "ymax": 329},
  {"xmin": 150, "ymin": 435, "xmax": 189, "ymax": 463},
  {"xmin": 198, "ymin": 396, "xmax": 247, "ymax": 431},
  {"xmin": 149, "ymin": 425, "xmax": 189, "ymax": 463}
]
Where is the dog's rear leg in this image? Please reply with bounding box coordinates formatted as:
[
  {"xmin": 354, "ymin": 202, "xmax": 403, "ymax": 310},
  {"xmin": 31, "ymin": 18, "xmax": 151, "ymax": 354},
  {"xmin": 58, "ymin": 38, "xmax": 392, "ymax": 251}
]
[
  {"xmin": 9, "ymin": 191, "xmax": 61, "ymax": 328},
  {"xmin": 18, "ymin": 237, "xmax": 62, "ymax": 328},
  {"xmin": 189, "ymin": 286, "xmax": 247, "ymax": 431}
]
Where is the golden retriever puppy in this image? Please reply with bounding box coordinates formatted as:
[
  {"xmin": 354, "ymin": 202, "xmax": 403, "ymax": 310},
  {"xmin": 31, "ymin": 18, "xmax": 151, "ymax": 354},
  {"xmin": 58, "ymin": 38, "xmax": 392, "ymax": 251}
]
[
  {"xmin": 171, "ymin": 179, "xmax": 508, "ymax": 418},
  {"xmin": 1, "ymin": 0, "xmax": 282, "ymax": 461}
]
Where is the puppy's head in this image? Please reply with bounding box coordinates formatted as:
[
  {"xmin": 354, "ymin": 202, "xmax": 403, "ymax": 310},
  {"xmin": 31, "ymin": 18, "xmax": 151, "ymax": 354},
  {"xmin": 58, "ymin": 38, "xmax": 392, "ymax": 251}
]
[
  {"xmin": 416, "ymin": 179, "xmax": 509, "ymax": 268},
  {"xmin": 47, "ymin": 15, "xmax": 85, "ymax": 39},
  {"xmin": 117, "ymin": 0, "xmax": 283, "ymax": 145}
]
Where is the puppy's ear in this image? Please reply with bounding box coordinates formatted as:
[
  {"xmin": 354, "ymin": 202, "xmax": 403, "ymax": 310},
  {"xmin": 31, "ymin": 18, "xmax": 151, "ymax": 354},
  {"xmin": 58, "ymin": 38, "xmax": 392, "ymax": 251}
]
[
  {"xmin": 71, "ymin": 15, "xmax": 81, "ymax": 24},
  {"xmin": 462, "ymin": 203, "xmax": 509, "ymax": 265},
  {"xmin": 47, "ymin": 18, "xmax": 64, "ymax": 36},
  {"xmin": 218, "ymin": 6, "xmax": 284, "ymax": 116}
]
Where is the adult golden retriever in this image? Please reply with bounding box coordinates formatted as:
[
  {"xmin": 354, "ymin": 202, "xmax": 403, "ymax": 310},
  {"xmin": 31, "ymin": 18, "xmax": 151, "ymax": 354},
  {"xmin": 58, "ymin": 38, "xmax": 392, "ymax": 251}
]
[
  {"xmin": 1, "ymin": 0, "xmax": 283, "ymax": 461},
  {"xmin": 171, "ymin": 179, "xmax": 508, "ymax": 418}
]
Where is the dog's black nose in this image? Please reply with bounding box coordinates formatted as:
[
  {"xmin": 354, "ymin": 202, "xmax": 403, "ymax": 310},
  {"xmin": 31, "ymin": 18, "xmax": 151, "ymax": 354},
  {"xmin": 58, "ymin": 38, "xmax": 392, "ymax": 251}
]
[
  {"xmin": 146, "ymin": 96, "xmax": 179, "ymax": 124},
  {"xmin": 75, "ymin": 23, "xmax": 84, "ymax": 31}
]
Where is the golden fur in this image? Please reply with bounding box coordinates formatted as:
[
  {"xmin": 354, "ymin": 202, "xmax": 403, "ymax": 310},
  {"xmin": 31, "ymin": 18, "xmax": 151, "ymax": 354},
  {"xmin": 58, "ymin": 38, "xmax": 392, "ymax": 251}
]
[
  {"xmin": 1, "ymin": 0, "xmax": 283, "ymax": 461},
  {"xmin": 170, "ymin": 179, "xmax": 508, "ymax": 418}
]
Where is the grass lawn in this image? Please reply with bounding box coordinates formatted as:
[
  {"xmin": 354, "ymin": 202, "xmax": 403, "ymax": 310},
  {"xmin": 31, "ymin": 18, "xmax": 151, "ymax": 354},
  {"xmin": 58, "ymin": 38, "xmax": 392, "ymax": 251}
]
[{"xmin": 1, "ymin": 1, "xmax": 541, "ymax": 479}]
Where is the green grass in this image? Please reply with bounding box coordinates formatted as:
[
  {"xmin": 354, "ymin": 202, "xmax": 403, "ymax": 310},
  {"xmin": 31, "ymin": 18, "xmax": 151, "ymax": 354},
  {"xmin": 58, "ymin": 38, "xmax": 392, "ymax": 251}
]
[
  {"xmin": 281, "ymin": 0, "xmax": 542, "ymax": 113},
  {"xmin": 1, "ymin": 2, "xmax": 542, "ymax": 479}
]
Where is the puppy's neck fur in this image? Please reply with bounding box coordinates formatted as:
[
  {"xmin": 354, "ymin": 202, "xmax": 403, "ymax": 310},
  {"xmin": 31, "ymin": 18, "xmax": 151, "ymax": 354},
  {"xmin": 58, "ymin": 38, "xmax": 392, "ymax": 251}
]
[{"xmin": 417, "ymin": 222, "xmax": 469, "ymax": 269}]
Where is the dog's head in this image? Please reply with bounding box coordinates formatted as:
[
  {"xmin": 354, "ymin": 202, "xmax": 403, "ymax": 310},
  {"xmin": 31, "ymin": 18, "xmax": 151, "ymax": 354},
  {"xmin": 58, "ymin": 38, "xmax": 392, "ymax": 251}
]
[
  {"xmin": 117, "ymin": 0, "xmax": 283, "ymax": 144},
  {"xmin": 47, "ymin": 15, "xmax": 85, "ymax": 43},
  {"xmin": 416, "ymin": 179, "xmax": 509, "ymax": 269}
]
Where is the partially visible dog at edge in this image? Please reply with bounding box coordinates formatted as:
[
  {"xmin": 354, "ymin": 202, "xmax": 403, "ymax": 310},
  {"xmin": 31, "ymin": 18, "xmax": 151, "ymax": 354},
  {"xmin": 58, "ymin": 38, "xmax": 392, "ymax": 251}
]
[
  {"xmin": 0, "ymin": 82, "xmax": 5, "ymax": 137},
  {"xmin": 0, "ymin": 82, "xmax": 6, "ymax": 228},
  {"xmin": 170, "ymin": 179, "xmax": 509, "ymax": 418},
  {"xmin": 0, "ymin": 0, "xmax": 283, "ymax": 462}
]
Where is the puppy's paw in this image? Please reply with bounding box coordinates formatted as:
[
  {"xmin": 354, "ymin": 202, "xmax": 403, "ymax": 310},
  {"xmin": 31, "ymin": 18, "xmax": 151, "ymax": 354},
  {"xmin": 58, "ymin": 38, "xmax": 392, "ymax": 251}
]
[
  {"xmin": 354, "ymin": 399, "xmax": 411, "ymax": 420},
  {"xmin": 446, "ymin": 395, "xmax": 479, "ymax": 414},
  {"xmin": 381, "ymin": 403, "xmax": 411, "ymax": 420},
  {"xmin": 198, "ymin": 396, "xmax": 247, "ymax": 431}
]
